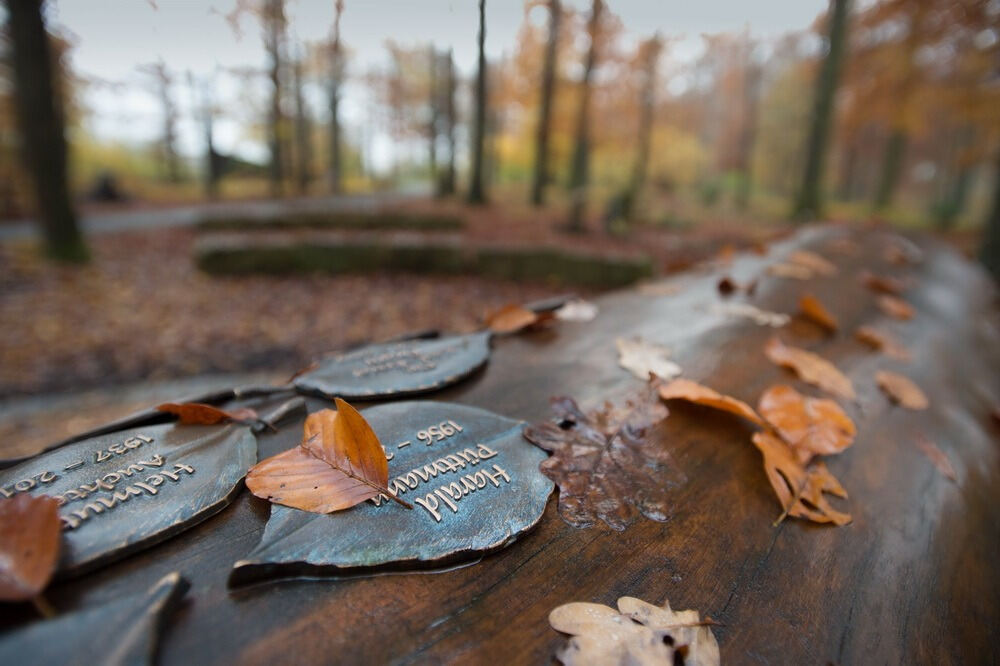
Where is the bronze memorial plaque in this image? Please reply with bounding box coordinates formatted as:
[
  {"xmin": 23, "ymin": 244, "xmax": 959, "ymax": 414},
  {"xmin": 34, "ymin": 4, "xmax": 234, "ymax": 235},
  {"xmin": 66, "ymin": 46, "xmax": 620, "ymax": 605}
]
[
  {"xmin": 231, "ymin": 401, "xmax": 552, "ymax": 584},
  {"xmin": 0, "ymin": 423, "xmax": 256, "ymax": 576},
  {"xmin": 293, "ymin": 332, "xmax": 492, "ymax": 400}
]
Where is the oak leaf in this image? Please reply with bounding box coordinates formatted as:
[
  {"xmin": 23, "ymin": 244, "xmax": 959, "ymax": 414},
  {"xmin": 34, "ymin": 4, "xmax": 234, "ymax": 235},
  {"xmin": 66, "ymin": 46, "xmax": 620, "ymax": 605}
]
[
  {"xmin": 157, "ymin": 402, "xmax": 260, "ymax": 426},
  {"xmin": 246, "ymin": 399, "xmax": 412, "ymax": 513},
  {"xmin": 616, "ymin": 337, "xmax": 681, "ymax": 381},
  {"xmin": 658, "ymin": 378, "xmax": 764, "ymax": 426},
  {"xmin": 788, "ymin": 249, "xmax": 837, "ymax": 276},
  {"xmin": 854, "ymin": 326, "xmax": 911, "ymax": 361},
  {"xmin": 752, "ymin": 432, "xmax": 851, "ymax": 526},
  {"xmin": 877, "ymin": 295, "xmax": 915, "ymax": 320},
  {"xmin": 914, "ymin": 437, "xmax": 957, "ymax": 482},
  {"xmin": 758, "ymin": 385, "xmax": 855, "ymax": 462},
  {"xmin": 764, "ymin": 337, "xmax": 855, "ymax": 401},
  {"xmin": 875, "ymin": 370, "xmax": 928, "ymax": 410},
  {"xmin": 0, "ymin": 494, "xmax": 61, "ymax": 602},
  {"xmin": 523, "ymin": 387, "xmax": 684, "ymax": 530},
  {"xmin": 485, "ymin": 303, "xmax": 549, "ymax": 333},
  {"xmin": 550, "ymin": 596, "xmax": 720, "ymax": 666},
  {"xmin": 799, "ymin": 293, "xmax": 838, "ymax": 332}
]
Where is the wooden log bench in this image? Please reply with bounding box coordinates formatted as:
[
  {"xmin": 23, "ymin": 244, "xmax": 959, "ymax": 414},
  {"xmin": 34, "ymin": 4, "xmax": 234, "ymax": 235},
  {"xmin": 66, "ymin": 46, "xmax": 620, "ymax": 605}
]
[{"xmin": 1, "ymin": 224, "xmax": 998, "ymax": 664}]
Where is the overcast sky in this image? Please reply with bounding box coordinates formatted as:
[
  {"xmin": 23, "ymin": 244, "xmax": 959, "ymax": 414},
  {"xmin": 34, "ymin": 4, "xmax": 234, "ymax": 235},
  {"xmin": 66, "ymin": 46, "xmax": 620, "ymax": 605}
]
[{"xmin": 48, "ymin": 0, "xmax": 827, "ymax": 168}]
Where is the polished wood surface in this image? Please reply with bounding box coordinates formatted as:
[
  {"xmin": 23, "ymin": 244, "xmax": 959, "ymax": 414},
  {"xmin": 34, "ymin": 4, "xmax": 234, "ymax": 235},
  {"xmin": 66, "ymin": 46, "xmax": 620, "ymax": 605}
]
[{"xmin": 2, "ymin": 225, "xmax": 998, "ymax": 664}]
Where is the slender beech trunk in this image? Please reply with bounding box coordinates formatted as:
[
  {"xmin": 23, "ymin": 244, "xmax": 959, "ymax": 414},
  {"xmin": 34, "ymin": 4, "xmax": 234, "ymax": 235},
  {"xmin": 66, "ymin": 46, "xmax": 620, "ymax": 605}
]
[
  {"xmin": 264, "ymin": 0, "xmax": 286, "ymax": 197},
  {"xmin": 438, "ymin": 49, "xmax": 457, "ymax": 197},
  {"xmin": 327, "ymin": 0, "xmax": 344, "ymax": 194},
  {"xmin": 293, "ymin": 55, "xmax": 311, "ymax": 194},
  {"xmin": 428, "ymin": 46, "xmax": 438, "ymax": 187},
  {"xmin": 530, "ymin": 0, "xmax": 560, "ymax": 207},
  {"xmin": 467, "ymin": 0, "xmax": 488, "ymax": 204},
  {"xmin": 566, "ymin": 0, "xmax": 603, "ymax": 232},
  {"xmin": 623, "ymin": 34, "xmax": 661, "ymax": 221}
]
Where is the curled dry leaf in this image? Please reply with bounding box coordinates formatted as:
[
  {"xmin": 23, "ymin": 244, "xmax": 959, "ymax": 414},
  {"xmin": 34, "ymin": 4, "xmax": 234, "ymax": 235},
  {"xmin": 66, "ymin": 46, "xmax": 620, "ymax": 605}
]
[
  {"xmin": 616, "ymin": 337, "xmax": 681, "ymax": 381},
  {"xmin": 875, "ymin": 370, "xmax": 928, "ymax": 410},
  {"xmin": 854, "ymin": 326, "xmax": 910, "ymax": 361},
  {"xmin": 914, "ymin": 437, "xmax": 957, "ymax": 482},
  {"xmin": 860, "ymin": 271, "xmax": 906, "ymax": 296},
  {"xmin": 766, "ymin": 262, "xmax": 813, "ymax": 280},
  {"xmin": 550, "ymin": 596, "xmax": 720, "ymax": 666},
  {"xmin": 764, "ymin": 337, "xmax": 856, "ymax": 401},
  {"xmin": 752, "ymin": 432, "xmax": 852, "ymax": 526},
  {"xmin": 484, "ymin": 303, "xmax": 550, "ymax": 334},
  {"xmin": 554, "ymin": 299, "xmax": 599, "ymax": 322},
  {"xmin": 523, "ymin": 387, "xmax": 684, "ymax": 531},
  {"xmin": 0, "ymin": 494, "xmax": 61, "ymax": 602},
  {"xmin": 659, "ymin": 378, "xmax": 764, "ymax": 426},
  {"xmin": 877, "ymin": 295, "xmax": 915, "ymax": 321},
  {"xmin": 156, "ymin": 402, "xmax": 260, "ymax": 426},
  {"xmin": 788, "ymin": 250, "xmax": 838, "ymax": 276},
  {"xmin": 799, "ymin": 293, "xmax": 838, "ymax": 332},
  {"xmin": 758, "ymin": 385, "xmax": 856, "ymax": 462},
  {"xmin": 246, "ymin": 399, "xmax": 412, "ymax": 514},
  {"xmin": 710, "ymin": 302, "xmax": 789, "ymax": 328}
]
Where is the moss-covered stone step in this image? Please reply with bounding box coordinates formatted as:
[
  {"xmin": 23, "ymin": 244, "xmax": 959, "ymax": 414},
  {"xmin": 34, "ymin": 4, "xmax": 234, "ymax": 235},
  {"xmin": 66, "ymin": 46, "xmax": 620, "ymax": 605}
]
[{"xmin": 197, "ymin": 211, "xmax": 464, "ymax": 233}]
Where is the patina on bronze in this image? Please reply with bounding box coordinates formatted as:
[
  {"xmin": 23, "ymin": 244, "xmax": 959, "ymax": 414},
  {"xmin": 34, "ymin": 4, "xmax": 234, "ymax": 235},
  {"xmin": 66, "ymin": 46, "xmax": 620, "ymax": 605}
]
[
  {"xmin": 293, "ymin": 332, "xmax": 492, "ymax": 400},
  {"xmin": 230, "ymin": 401, "xmax": 552, "ymax": 584},
  {"xmin": 0, "ymin": 572, "xmax": 188, "ymax": 665},
  {"xmin": 0, "ymin": 423, "xmax": 256, "ymax": 576}
]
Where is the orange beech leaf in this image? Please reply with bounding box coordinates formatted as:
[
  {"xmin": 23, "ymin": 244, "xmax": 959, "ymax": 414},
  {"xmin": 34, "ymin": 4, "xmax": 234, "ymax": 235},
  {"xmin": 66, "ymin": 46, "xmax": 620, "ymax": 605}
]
[
  {"xmin": 485, "ymin": 303, "xmax": 543, "ymax": 334},
  {"xmin": 766, "ymin": 263, "xmax": 813, "ymax": 280},
  {"xmin": 914, "ymin": 437, "xmax": 957, "ymax": 482},
  {"xmin": 658, "ymin": 378, "xmax": 764, "ymax": 427},
  {"xmin": 854, "ymin": 326, "xmax": 911, "ymax": 361},
  {"xmin": 876, "ymin": 371, "xmax": 928, "ymax": 410},
  {"xmin": 798, "ymin": 293, "xmax": 838, "ymax": 332},
  {"xmin": 157, "ymin": 402, "xmax": 260, "ymax": 425},
  {"xmin": 0, "ymin": 494, "xmax": 61, "ymax": 602},
  {"xmin": 860, "ymin": 271, "xmax": 905, "ymax": 296},
  {"xmin": 757, "ymin": 385, "xmax": 856, "ymax": 463},
  {"xmin": 787, "ymin": 250, "xmax": 837, "ymax": 276},
  {"xmin": 877, "ymin": 295, "xmax": 915, "ymax": 320},
  {"xmin": 752, "ymin": 432, "xmax": 851, "ymax": 526},
  {"xmin": 246, "ymin": 399, "xmax": 412, "ymax": 514},
  {"xmin": 764, "ymin": 337, "xmax": 856, "ymax": 401}
]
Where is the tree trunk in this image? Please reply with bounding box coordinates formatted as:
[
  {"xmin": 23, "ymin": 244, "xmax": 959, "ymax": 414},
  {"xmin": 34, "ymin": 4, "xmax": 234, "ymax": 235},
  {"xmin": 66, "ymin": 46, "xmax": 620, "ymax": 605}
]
[
  {"xmin": 6, "ymin": 0, "xmax": 87, "ymax": 262},
  {"xmin": 980, "ymin": 151, "xmax": 1000, "ymax": 281},
  {"xmin": 264, "ymin": 0, "xmax": 286, "ymax": 197},
  {"xmin": 530, "ymin": 0, "xmax": 560, "ymax": 207},
  {"xmin": 791, "ymin": 0, "xmax": 850, "ymax": 221},
  {"xmin": 566, "ymin": 0, "xmax": 603, "ymax": 232},
  {"xmin": 293, "ymin": 55, "xmax": 311, "ymax": 195},
  {"xmin": 438, "ymin": 49, "xmax": 457, "ymax": 197},
  {"xmin": 467, "ymin": 0, "xmax": 488, "ymax": 205},
  {"xmin": 873, "ymin": 129, "xmax": 906, "ymax": 212},
  {"xmin": 623, "ymin": 34, "xmax": 661, "ymax": 221},
  {"xmin": 428, "ymin": 46, "xmax": 439, "ymax": 189},
  {"xmin": 735, "ymin": 53, "xmax": 762, "ymax": 211},
  {"xmin": 327, "ymin": 0, "xmax": 344, "ymax": 194}
]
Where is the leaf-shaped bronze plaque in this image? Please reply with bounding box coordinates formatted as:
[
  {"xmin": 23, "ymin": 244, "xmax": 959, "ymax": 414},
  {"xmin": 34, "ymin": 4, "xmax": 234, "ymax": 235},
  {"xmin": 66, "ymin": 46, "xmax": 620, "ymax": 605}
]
[
  {"xmin": 0, "ymin": 572, "xmax": 188, "ymax": 665},
  {"xmin": 293, "ymin": 332, "xmax": 492, "ymax": 399},
  {"xmin": 0, "ymin": 423, "xmax": 256, "ymax": 576},
  {"xmin": 231, "ymin": 401, "xmax": 552, "ymax": 584}
]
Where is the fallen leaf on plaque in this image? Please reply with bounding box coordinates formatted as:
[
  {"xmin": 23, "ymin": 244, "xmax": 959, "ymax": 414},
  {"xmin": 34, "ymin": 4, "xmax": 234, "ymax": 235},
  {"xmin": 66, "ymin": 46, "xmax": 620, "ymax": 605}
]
[
  {"xmin": 875, "ymin": 371, "xmax": 928, "ymax": 410},
  {"xmin": 766, "ymin": 262, "xmax": 813, "ymax": 280},
  {"xmin": 156, "ymin": 402, "xmax": 260, "ymax": 426},
  {"xmin": 799, "ymin": 293, "xmax": 838, "ymax": 332},
  {"xmin": 246, "ymin": 399, "xmax": 412, "ymax": 514},
  {"xmin": 523, "ymin": 386, "xmax": 684, "ymax": 531},
  {"xmin": 485, "ymin": 303, "xmax": 548, "ymax": 334},
  {"xmin": 0, "ymin": 494, "xmax": 61, "ymax": 603},
  {"xmin": 549, "ymin": 595, "xmax": 720, "ymax": 666},
  {"xmin": 554, "ymin": 299, "xmax": 598, "ymax": 322},
  {"xmin": 860, "ymin": 271, "xmax": 906, "ymax": 296},
  {"xmin": 616, "ymin": 337, "xmax": 682, "ymax": 381},
  {"xmin": 752, "ymin": 432, "xmax": 852, "ymax": 526},
  {"xmin": 658, "ymin": 378, "xmax": 764, "ymax": 426},
  {"xmin": 854, "ymin": 326, "xmax": 910, "ymax": 361},
  {"xmin": 757, "ymin": 385, "xmax": 856, "ymax": 462},
  {"xmin": 709, "ymin": 302, "xmax": 790, "ymax": 328},
  {"xmin": 764, "ymin": 337, "xmax": 856, "ymax": 401},
  {"xmin": 787, "ymin": 250, "xmax": 837, "ymax": 276},
  {"xmin": 914, "ymin": 437, "xmax": 957, "ymax": 482},
  {"xmin": 877, "ymin": 295, "xmax": 915, "ymax": 320}
]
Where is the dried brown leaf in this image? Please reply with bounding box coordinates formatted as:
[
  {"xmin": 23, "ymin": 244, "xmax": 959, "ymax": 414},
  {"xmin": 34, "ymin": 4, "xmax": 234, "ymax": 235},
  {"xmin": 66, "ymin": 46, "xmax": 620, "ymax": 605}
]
[
  {"xmin": 914, "ymin": 437, "xmax": 957, "ymax": 482},
  {"xmin": 550, "ymin": 596, "xmax": 720, "ymax": 666},
  {"xmin": 710, "ymin": 302, "xmax": 789, "ymax": 328},
  {"xmin": 524, "ymin": 387, "xmax": 683, "ymax": 531},
  {"xmin": 860, "ymin": 271, "xmax": 906, "ymax": 296},
  {"xmin": 876, "ymin": 370, "xmax": 928, "ymax": 410},
  {"xmin": 854, "ymin": 326, "xmax": 911, "ymax": 361},
  {"xmin": 752, "ymin": 432, "xmax": 852, "ymax": 526},
  {"xmin": 764, "ymin": 337, "xmax": 856, "ymax": 401},
  {"xmin": 658, "ymin": 378, "xmax": 765, "ymax": 426},
  {"xmin": 788, "ymin": 249, "xmax": 837, "ymax": 276},
  {"xmin": 767, "ymin": 262, "xmax": 813, "ymax": 280},
  {"xmin": 616, "ymin": 337, "xmax": 681, "ymax": 381},
  {"xmin": 484, "ymin": 303, "xmax": 540, "ymax": 333},
  {"xmin": 554, "ymin": 299, "xmax": 598, "ymax": 322},
  {"xmin": 799, "ymin": 293, "xmax": 838, "ymax": 332},
  {"xmin": 156, "ymin": 402, "xmax": 259, "ymax": 425},
  {"xmin": 758, "ymin": 385, "xmax": 856, "ymax": 463},
  {"xmin": 717, "ymin": 276, "xmax": 737, "ymax": 296},
  {"xmin": 246, "ymin": 400, "xmax": 411, "ymax": 513},
  {"xmin": 0, "ymin": 494, "xmax": 61, "ymax": 602},
  {"xmin": 877, "ymin": 295, "xmax": 915, "ymax": 320}
]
